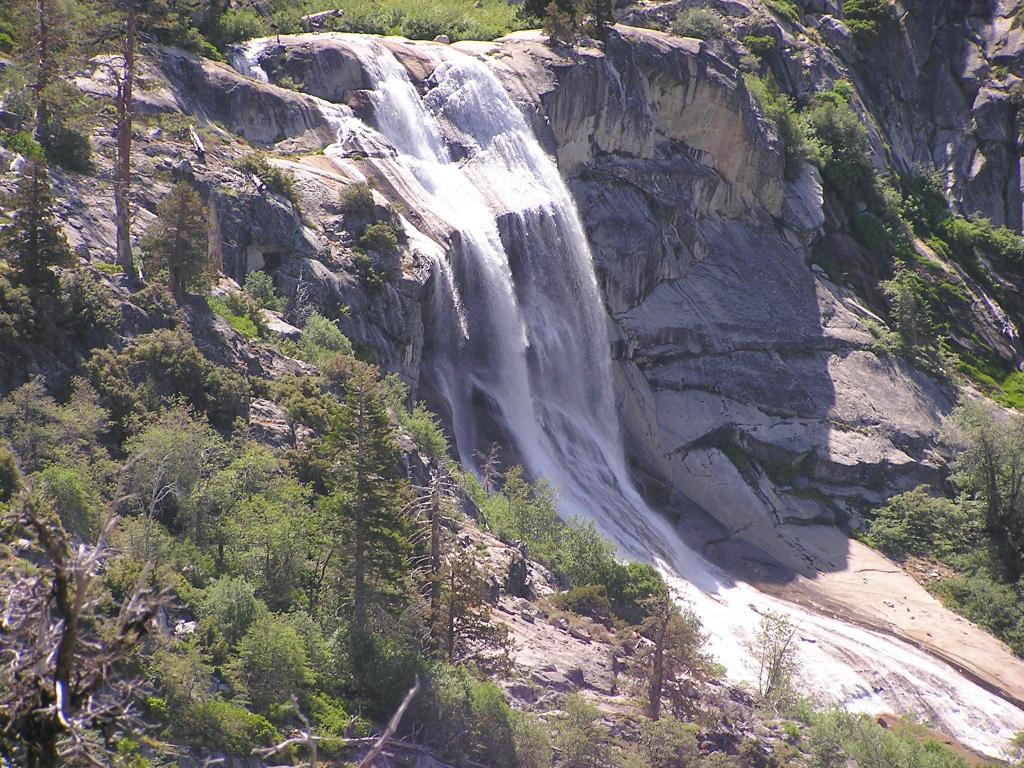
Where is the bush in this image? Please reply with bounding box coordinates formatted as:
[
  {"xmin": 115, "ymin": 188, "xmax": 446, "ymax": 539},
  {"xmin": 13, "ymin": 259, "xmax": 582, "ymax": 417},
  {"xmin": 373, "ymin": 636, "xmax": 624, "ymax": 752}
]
[
  {"xmin": 802, "ymin": 93, "xmax": 876, "ymax": 205},
  {"xmin": 37, "ymin": 464, "xmax": 103, "ymax": 541},
  {"xmin": 744, "ymin": 74, "xmax": 816, "ymax": 173},
  {"xmin": 59, "ymin": 270, "xmax": 120, "ymax": 341},
  {"xmin": 212, "ymin": 8, "xmax": 268, "ymax": 47},
  {"xmin": 932, "ymin": 574, "xmax": 1024, "ymax": 656},
  {"xmin": 183, "ymin": 698, "xmax": 279, "ymax": 755},
  {"xmin": 318, "ymin": 0, "xmax": 525, "ymax": 42},
  {"xmin": 207, "ymin": 294, "xmax": 260, "ymax": 338},
  {"xmin": 297, "ymin": 312, "xmax": 354, "ymax": 365},
  {"xmin": 199, "ymin": 576, "xmax": 267, "ymax": 648},
  {"xmin": 557, "ymin": 694, "xmax": 611, "ymax": 768},
  {"xmin": 243, "ymin": 270, "xmax": 285, "ymax": 311},
  {"xmin": 235, "ymin": 613, "xmax": 313, "ymax": 716},
  {"xmin": 269, "ymin": 375, "xmax": 340, "ymax": 434},
  {"xmin": 742, "ymin": 34, "xmax": 776, "ymax": 59},
  {"xmin": 3, "ymin": 131, "xmax": 45, "ymax": 162},
  {"xmin": 866, "ymin": 487, "xmax": 975, "ymax": 559},
  {"xmin": 0, "ymin": 271, "xmax": 36, "ymax": 347},
  {"xmin": 358, "ymin": 221, "xmax": 401, "ymax": 257},
  {"xmin": 338, "ymin": 182, "xmax": 377, "ymax": 218},
  {"xmin": 550, "ymin": 583, "xmax": 615, "ymax": 625},
  {"xmin": 84, "ymin": 329, "xmax": 250, "ymax": 432},
  {"xmin": 414, "ymin": 663, "xmax": 551, "ymax": 768},
  {"xmin": 670, "ymin": 8, "xmax": 726, "ymax": 39},
  {"xmin": 639, "ymin": 718, "xmax": 701, "ymax": 768},
  {"xmin": 940, "ymin": 216, "xmax": 1024, "ymax": 264},
  {"xmin": 0, "ymin": 443, "xmax": 20, "ymax": 504},
  {"xmin": 843, "ymin": 0, "xmax": 888, "ymax": 44},
  {"xmin": 41, "ymin": 123, "xmax": 93, "ymax": 173},
  {"xmin": 236, "ymin": 154, "xmax": 301, "ymax": 210},
  {"xmin": 765, "ymin": 0, "xmax": 800, "ymax": 26}
]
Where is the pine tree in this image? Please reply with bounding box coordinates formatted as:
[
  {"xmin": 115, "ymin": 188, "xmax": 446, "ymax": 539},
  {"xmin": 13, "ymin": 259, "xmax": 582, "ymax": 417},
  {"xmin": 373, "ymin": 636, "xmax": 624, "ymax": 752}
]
[
  {"xmin": 324, "ymin": 359, "xmax": 411, "ymax": 630},
  {"xmin": 1, "ymin": 159, "xmax": 73, "ymax": 293},
  {"xmin": 142, "ymin": 181, "xmax": 213, "ymax": 300},
  {"xmin": 2, "ymin": 0, "xmax": 93, "ymax": 170},
  {"xmin": 632, "ymin": 590, "xmax": 711, "ymax": 720}
]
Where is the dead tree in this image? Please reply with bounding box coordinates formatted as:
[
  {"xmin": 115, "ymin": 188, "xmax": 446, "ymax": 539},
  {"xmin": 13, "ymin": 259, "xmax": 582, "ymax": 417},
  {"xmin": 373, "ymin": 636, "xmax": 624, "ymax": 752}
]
[{"xmin": 0, "ymin": 497, "xmax": 164, "ymax": 767}]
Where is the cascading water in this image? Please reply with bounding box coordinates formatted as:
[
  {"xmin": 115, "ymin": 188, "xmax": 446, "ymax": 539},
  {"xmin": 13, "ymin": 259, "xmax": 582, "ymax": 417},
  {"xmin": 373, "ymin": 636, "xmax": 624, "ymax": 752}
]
[{"xmin": 230, "ymin": 36, "xmax": 1024, "ymax": 757}]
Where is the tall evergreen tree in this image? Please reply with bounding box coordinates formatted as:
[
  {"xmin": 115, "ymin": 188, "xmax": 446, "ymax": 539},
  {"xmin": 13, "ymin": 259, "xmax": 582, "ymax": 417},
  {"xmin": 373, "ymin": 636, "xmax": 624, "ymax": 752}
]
[
  {"xmin": 1, "ymin": 159, "xmax": 73, "ymax": 293},
  {"xmin": 0, "ymin": 0, "xmax": 93, "ymax": 170},
  {"xmin": 324, "ymin": 360, "xmax": 411, "ymax": 630},
  {"xmin": 142, "ymin": 181, "xmax": 213, "ymax": 300}
]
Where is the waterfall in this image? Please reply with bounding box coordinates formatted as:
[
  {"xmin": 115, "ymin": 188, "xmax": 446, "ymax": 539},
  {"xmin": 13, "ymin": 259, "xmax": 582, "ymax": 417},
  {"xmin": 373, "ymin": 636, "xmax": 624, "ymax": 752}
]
[{"xmin": 230, "ymin": 37, "xmax": 1024, "ymax": 758}]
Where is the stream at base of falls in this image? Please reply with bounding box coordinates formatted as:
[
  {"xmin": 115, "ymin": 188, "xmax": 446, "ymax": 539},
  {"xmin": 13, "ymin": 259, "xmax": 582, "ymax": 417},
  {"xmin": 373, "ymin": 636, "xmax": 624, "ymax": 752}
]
[{"xmin": 229, "ymin": 36, "xmax": 1024, "ymax": 758}]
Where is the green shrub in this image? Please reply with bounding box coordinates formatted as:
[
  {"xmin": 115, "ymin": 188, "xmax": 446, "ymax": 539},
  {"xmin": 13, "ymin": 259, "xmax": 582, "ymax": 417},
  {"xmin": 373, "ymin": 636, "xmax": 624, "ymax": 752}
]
[
  {"xmin": 243, "ymin": 270, "xmax": 285, "ymax": 311},
  {"xmin": 550, "ymin": 584, "xmax": 615, "ymax": 626},
  {"xmin": 3, "ymin": 131, "xmax": 45, "ymax": 162},
  {"xmin": 557, "ymin": 694, "xmax": 611, "ymax": 768},
  {"xmin": 235, "ymin": 613, "xmax": 314, "ymax": 716},
  {"xmin": 269, "ymin": 375, "xmax": 340, "ymax": 433},
  {"xmin": 764, "ymin": 0, "xmax": 800, "ymax": 26},
  {"xmin": 317, "ymin": 0, "xmax": 525, "ymax": 41},
  {"xmin": 0, "ymin": 442, "xmax": 20, "ymax": 504},
  {"xmin": 59, "ymin": 270, "xmax": 120, "ymax": 340},
  {"xmin": 212, "ymin": 8, "xmax": 268, "ymax": 47},
  {"xmin": 236, "ymin": 154, "xmax": 301, "ymax": 210},
  {"xmin": 358, "ymin": 221, "xmax": 401, "ymax": 256},
  {"xmin": 866, "ymin": 487, "xmax": 975, "ymax": 559},
  {"xmin": 742, "ymin": 34, "xmax": 776, "ymax": 58},
  {"xmin": 338, "ymin": 181, "xmax": 377, "ymax": 218},
  {"xmin": 183, "ymin": 698, "xmax": 279, "ymax": 755},
  {"xmin": 639, "ymin": 718, "xmax": 701, "ymax": 768},
  {"xmin": 932, "ymin": 574, "xmax": 1024, "ymax": 656},
  {"xmin": 207, "ymin": 295, "xmax": 258, "ymax": 338},
  {"xmin": 37, "ymin": 463, "xmax": 104, "ymax": 540},
  {"xmin": 41, "ymin": 123, "xmax": 93, "ymax": 173},
  {"xmin": 414, "ymin": 663, "xmax": 551, "ymax": 768},
  {"xmin": 298, "ymin": 312, "xmax": 354, "ymax": 365},
  {"xmin": 84, "ymin": 328, "xmax": 250, "ymax": 432},
  {"xmin": 940, "ymin": 216, "xmax": 1024, "ymax": 264},
  {"xmin": 744, "ymin": 74, "xmax": 816, "ymax": 173},
  {"xmin": 0, "ymin": 271, "xmax": 35, "ymax": 347},
  {"xmin": 802, "ymin": 92, "xmax": 876, "ymax": 206},
  {"xmin": 671, "ymin": 8, "xmax": 726, "ymax": 39},
  {"xmin": 199, "ymin": 576, "xmax": 267, "ymax": 648},
  {"xmin": 843, "ymin": 0, "xmax": 889, "ymax": 44}
]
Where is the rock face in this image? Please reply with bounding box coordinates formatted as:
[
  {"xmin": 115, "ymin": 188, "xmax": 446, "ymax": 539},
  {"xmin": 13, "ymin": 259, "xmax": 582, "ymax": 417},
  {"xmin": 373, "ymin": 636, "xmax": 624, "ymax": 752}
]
[{"xmin": 448, "ymin": 28, "xmax": 953, "ymax": 575}]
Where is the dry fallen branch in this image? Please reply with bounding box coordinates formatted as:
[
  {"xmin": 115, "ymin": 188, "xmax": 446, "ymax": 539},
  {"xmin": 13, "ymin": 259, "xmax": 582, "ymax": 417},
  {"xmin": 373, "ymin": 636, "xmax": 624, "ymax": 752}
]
[{"xmin": 357, "ymin": 676, "xmax": 421, "ymax": 768}]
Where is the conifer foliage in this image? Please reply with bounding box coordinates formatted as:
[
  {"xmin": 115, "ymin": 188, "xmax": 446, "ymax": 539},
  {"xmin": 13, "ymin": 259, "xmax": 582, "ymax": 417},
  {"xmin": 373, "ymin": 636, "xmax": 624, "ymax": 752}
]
[
  {"xmin": 0, "ymin": 159, "xmax": 73, "ymax": 293},
  {"xmin": 142, "ymin": 181, "xmax": 213, "ymax": 300}
]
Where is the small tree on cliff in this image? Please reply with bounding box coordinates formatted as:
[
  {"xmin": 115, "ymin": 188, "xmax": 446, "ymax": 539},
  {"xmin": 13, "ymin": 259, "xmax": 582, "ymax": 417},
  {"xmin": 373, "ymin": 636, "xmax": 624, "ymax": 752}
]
[
  {"xmin": 749, "ymin": 610, "xmax": 799, "ymax": 710},
  {"xmin": 1, "ymin": 158, "xmax": 73, "ymax": 293},
  {"xmin": 142, "ymin": 181, "xmax": 213, "ymax": 300},
  {"xmin": 632, "ymin": 590, "xmax": 712, "ymax": 720}
]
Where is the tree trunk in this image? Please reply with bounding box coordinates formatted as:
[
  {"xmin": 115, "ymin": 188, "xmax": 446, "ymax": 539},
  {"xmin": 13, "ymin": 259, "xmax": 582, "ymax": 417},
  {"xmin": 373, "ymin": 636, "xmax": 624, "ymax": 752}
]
[
  {"xmin": 33, "ymin": 0, "xmax": 50, "ymax": 142},
  {"xmin": 114, "ymin": 4, "xmax": 137, "ymax": 282},
  {"xmin": 352, "ymin": 403, "xmax": 367, "ymax": 631},
  {"xmin": 447, "ymin": 567, "xmax": 456, "ymax": 662},
  {"xmin": 429, "ymin": 483, "xmax": 442, "ymax": 651},
  {"xmin": 648, "ymin": 610, "xmax": 668, "ymax": 721}
]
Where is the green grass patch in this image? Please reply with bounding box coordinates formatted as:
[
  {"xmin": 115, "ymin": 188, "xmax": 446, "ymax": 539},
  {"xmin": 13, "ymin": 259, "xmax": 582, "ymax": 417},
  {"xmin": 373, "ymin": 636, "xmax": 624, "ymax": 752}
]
[
  {"xmin": 310, "ymin": 0, "xmax": 527, "ymax": 41},
  {"xmin": 94, "ymin": 262, "xmax": 123, "ymax": 275},
  {"xmin": 208, "ymin": 296, "xmax": 259, "ymax": 338}
]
